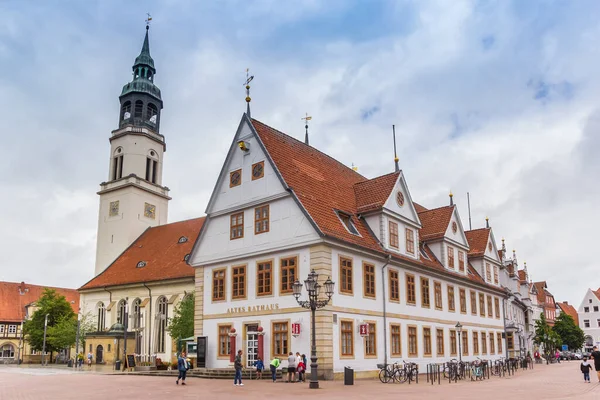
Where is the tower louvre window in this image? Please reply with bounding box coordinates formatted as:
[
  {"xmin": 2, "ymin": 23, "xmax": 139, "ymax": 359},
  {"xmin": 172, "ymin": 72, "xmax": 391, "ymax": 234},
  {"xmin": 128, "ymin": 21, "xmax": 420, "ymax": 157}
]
[
  {"xmin": 145, "ymin": 156, "xmax": 158, "ymax": 184},
  {"xmin": 121, "ymin": 101, "xmax": 132, "ymax": 122},
  {"xmin": 134, "ymin": 100, "xmax": 143, "ymax": 119},
  {"xmin": 112, "ymin": 155, "xmax": 124, "ymax": 180},
  {"xmin": 147, "ymin": 103, "xmax": 158, "ymax": 124}
]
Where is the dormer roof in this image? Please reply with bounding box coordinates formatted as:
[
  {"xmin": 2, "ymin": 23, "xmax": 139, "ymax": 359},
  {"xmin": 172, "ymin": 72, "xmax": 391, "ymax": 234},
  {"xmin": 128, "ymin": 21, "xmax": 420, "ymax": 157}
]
[
  {"xmin": 417, "ymin": 205, "xmax": 454, "ymax": 241},
  {"xmin": 354, "ymin": 172, "xmax": 401, "ymax": 214},
  {"xmin": 465, "ymin": 228, "xmax": 491, "ymax": 256}
]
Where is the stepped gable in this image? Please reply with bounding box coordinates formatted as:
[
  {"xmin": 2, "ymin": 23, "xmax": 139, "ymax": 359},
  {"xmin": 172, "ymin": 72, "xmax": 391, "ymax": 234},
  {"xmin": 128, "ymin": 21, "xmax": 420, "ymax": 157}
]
[
  {"xmin": 0, "ymin": 281, "xmax": 79, "ymax": 322},
  {"xmin": 80, "ymin": 217, "xmax": 205, "ymax": 290},
  {"xmin": 417, "ymin": 205, "xmax": 455, "ymax": 241},
  {"xmin": 465, "ymin": 228, "xmax": 491, "ymax": 257},
  {"xmin": 354, "ymin": 171, "xmax": 401, "ymax": 214}
]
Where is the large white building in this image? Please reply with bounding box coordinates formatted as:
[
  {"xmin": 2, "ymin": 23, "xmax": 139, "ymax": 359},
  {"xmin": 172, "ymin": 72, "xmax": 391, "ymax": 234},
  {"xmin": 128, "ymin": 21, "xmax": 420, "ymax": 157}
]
[
  {"xmin": 577, "ymin": 288, "xmax": 600, "ymax": 352},
  {"xmin": 188, "ymin": 115, "xmax": 507, "ymax": 378}
]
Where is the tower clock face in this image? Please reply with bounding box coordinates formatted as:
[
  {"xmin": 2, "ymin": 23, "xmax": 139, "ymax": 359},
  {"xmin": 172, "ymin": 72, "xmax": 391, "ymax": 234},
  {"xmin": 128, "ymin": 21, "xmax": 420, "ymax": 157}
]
[{"xmin": 144, "ymin": 202, "xmax": 156, "ymax": 219}]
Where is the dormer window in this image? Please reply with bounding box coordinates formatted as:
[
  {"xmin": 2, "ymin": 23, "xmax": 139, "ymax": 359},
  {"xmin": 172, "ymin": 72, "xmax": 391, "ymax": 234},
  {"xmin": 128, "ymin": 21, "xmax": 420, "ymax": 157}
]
[
  {"xmin": 178, "ymin": 236, "xmax": 188, "ymax": 244},
  {"xmin": 336, "ymin": 211, "xmax": 359, "ymax": 235},
  {"xmin": 136, "ymin": 261, "xmax": 147, "ymax": 268}
]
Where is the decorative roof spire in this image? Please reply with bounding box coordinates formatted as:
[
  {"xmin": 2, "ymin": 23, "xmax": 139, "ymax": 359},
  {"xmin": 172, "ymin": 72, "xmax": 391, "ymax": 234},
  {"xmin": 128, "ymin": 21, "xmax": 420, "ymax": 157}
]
[
  {"xmin": 134, "ymin": 16, "xmax": 155, "ymax": 71},
  {"xmin": 302, "ymin": 113, "xmax": 312, "ymax": 145},
  {"xmin": 449, "ymin": 191, "xmax": 454, "ymax": 206},
  {"xmin": 393, "ymin": 125, "xmax": 399, "ymax": 172},
  {"xmin": 244, "ymin": 68, "xmax": 254, "ymax": 118},
  {"xmin": 485, "ymin": 216, "xmax": 489, "ymax": 228}
]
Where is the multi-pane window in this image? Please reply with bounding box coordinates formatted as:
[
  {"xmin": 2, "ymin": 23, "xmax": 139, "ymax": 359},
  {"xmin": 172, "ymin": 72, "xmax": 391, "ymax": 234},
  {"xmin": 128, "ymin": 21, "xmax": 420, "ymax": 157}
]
[
  {"xmin": 365, "ymin": 323, "xmax": 376, "ymax": 356},
  {"xmin": 490, "ymin": 334, "xmax": 495, "ymax": 354},
  {"xmin": 470, "ymin": 291, "xmax": 477, "ymax": 315},
  {"xmin": 447, "ymin": 246, "xmax": 455, "ymax": 269},
  {"xmin": 363, "ymin": 263, "xmax": 376, "ymax": 298},
  {"xmin": 421, "ymin": 278, "xmax": 430, "ymax": 308},
  {"xmin": 479, "ymin": 293, "xmax": 486, "ymax": 317},
  {"xmin": 497, "ymin": 332, "xmax": 503, "ymax": 354},
  {"xmin": 232, "ymin": 265, "xmax": 246, "ymax": 299},
  {"xmin": 473, "ymin": 332, "xmax": 479, "ymax": 354},
  {"xmin": 8, "ymin": 325, "xmax": 17, "ymax": 334},
  {"xmin": 341, "ymin": 321, "xmax": 354, "ymax": 356},
  {"xmin": 462, "ymin": 332, "xmax": 469, "ymax": 356},
  {"xmin": 340, "ymin": 257, "xmax": 353, "ymax": 294},
  {"xmin": 423, "ymin": 327, "xmax": 432, "ymax": 356},
  {"xmin": 450, "ymin": 330, "xmax": 457, "ymax": 355},
  {"xmin": 338, "ymin": 212, "xmax": 359, "ymax": 235},
  {"xmin": 507, "ymin": 332, "xmax": 514, "ymax": 350},
  {"xmin": 257, "ymin": 261, "xmax": 272, "ymax": 296},
  {"xmin": 218, "ymin": 325, "xmax": 231, "ymax": 357},
  {"xmin": 408, "ymin": 326, "xmax": 418, "ymax": 356},
  {"xmin": 406, "ymin": 274, "xmax": 416, "ymax": 304},
  {"xmin": 487, "ymin": 295, "xmax": 493, "ymax": 317},
  {"xmin": 436, "ymin": 328, "xmax": 445, "ymax": 356},
  {"xmin": 434, "ymin": 282, "xmax": 443, "ymax": 310},
  {"xmin": 448, "ymin": 286, "xmax": 455, "ymax": 312},
  {"xmin": 493, "ymin": 265, "xmax": 499, "ymax": 284},
  {"xmin": 459, "ymin": 289, "xmax": 467, "ymax": 313},
  {"xmin": 230, "ymin": 212, "xmax": 244, "ymax": 239},
  {"xmin": 157, "ymin": 296, "xmax": 168, "ymax": 353},
  {"xmin": 458, "ymin": 251, "xmax": 465, "ymax": 272},
  {"xmin": 280, "ymin": 257, "xmax": 297, "ymax": 294},
  {"xmin": 273, "ymin": 322, "xmax": 289, "ymax": 357},
  {"xmin": 405, "ymin": 229, "xmax": 415, "ymax": 254},
  {"xmin": 389, "ymin": 270, "xmax": 399, "ymax": 301},
  {"xmin": 391, "ymin": 324, "xmax": 401, "ymax": 356},
  {"xmin": 213, "ymin": 269, "xmax": 226, "ymax": 301},
  {"xmin": 481, "ymin": 332, "xmax": 487, "ymax": 354},
  {"xmin": 389, "ymin": 221, "xmax": 399, "ymax": 248},
  {"xmin": 494, "ymin": 298, "xmax": 500, "ymax": 319},
  {"xmin": 485, "ymin": 263, "xmax": 492, "ymax": 282},
  {"xmin": 254, "ymin": 205, "xmax": 270, "ymax": 234}
]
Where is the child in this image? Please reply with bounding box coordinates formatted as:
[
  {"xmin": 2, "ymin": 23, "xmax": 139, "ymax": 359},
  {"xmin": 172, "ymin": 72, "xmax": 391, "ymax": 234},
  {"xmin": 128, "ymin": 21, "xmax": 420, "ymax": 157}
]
[
  {"xmin": 581, "ymin": 357, "xmax": 592, "ymax": 383},
  {"xmin": 254, "ymin": 357, "xmax": 264, "ymax": 380},
  {"xmin": 297, "ymin": 357, "xmax": 306, "ymax": 383}
]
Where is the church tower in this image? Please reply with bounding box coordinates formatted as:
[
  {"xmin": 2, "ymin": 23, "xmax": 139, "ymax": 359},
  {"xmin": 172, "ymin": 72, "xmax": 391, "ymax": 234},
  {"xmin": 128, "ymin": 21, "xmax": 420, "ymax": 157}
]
[{"xmin": 94, "ymin": 25, "xmax": 170, "ymax": 276}]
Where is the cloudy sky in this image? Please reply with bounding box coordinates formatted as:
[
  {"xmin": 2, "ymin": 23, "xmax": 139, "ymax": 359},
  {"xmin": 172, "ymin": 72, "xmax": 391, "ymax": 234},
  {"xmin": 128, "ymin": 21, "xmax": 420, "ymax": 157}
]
[{"xmin": 0, "ymin": 0, "xmax": 598, "ymax": 306}]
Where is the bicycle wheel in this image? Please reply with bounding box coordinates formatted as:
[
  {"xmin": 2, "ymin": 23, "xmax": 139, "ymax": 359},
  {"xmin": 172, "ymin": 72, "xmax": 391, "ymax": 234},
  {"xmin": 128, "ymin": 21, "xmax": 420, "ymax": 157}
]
[
  {"xmin": 395, "ymin": 369, "xmax": 409, "ymax": 383},
  {"xmin": 379, "ymin": 368, "xmax": 392, "ymax": 383}
]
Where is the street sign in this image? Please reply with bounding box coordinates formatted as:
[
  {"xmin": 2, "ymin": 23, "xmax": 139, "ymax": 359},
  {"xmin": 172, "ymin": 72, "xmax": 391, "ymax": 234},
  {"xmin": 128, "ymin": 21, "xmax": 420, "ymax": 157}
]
[{"xmin": 561, "ymin": 345, "xmax": 568, "ymax": 351}]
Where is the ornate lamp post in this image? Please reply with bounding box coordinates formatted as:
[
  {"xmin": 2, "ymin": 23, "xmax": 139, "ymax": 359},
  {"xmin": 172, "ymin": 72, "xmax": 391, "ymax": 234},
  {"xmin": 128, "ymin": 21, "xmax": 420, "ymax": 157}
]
[
  {"xmin": 455, "ymin": 322, "xmax": 463, "ymax": 363},
  {"xmin": 292, "ymin": 270, "xmax": 335, "ymax": 389}
]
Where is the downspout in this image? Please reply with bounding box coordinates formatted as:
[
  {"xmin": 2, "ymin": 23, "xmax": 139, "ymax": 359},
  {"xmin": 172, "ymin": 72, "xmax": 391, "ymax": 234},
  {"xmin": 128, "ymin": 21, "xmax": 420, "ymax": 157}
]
[
  {"xmin": 503, "ymin": 295, "xmax": 509, "ymax": 359},
  {"xmin": 381, "ymin": 254, "xmax": 392, "ymax": 367},
  {"xmin": 143, "ymin": 283, "xmax": 152, "ymax": 356},
  {"xmin": 103, "ymin": 287, "xmax": 112, "ymax": 303}
]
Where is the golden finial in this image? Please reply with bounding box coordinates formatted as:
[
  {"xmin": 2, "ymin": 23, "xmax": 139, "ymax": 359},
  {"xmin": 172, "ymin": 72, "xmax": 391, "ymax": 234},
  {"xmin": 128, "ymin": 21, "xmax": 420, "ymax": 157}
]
[
  {"xmin": 352, "ymin": 163, "xmax": 358, "ymax": 172},
  {"xmin": 244, "ymin": 68, "xmax": 254, "ymax": 117},
  {"xmin": 302, "ymin": 113, "xmax": 312, "ymax": 145}
]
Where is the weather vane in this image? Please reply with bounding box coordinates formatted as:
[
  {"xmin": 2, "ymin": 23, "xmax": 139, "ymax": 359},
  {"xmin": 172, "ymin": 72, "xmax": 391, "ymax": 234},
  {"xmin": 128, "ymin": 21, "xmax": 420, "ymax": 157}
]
[
  {"xmin": 146, "ymin": 13, "xmax": 152, "ymax": 28},
  {"xmin": 244, "ymin": 68, "xmax": 254, "ymax": 118},
  {"xmin": 301, "ymin": 113, "xmax": 312, "ymax": 145}
]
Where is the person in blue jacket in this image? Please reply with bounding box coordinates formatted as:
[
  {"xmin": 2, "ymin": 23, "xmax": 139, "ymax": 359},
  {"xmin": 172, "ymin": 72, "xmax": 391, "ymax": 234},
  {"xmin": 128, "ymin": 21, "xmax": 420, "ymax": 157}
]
[
  {"xmin": 254, "ymin": 356, "xmax": 265, "ymax": 380},
  {"xmin": 176, "ymin": 351, "xmax": 189, "ymax": 385}
]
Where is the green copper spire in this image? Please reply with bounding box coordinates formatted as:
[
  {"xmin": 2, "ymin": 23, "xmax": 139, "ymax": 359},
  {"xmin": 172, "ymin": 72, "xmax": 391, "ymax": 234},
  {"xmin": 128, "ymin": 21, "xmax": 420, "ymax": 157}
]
[
  {"xmin": 120, "ymin": 25, "xmax": 161, "ymax": 102},
  {"xmin": 134, "ymin": 25, "xmax": 155, "ymax": 70}
]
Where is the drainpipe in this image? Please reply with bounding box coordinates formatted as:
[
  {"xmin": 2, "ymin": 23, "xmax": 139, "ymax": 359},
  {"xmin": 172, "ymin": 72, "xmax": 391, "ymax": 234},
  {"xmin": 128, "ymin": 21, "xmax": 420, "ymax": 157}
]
[
  {"xmin": 103, "ymin": 287, "xmax": 112, "ymax": 303},
  {"xmin": 143, "ymin": 283, "xmax": 153, "ymax": 357},
  {"xmin": 503, "ymin": 296, "xmax": 509, "ymax": 359},
  {"xmin": 381, "ymin": 254, "xmax": 392, "ymax": 367}
]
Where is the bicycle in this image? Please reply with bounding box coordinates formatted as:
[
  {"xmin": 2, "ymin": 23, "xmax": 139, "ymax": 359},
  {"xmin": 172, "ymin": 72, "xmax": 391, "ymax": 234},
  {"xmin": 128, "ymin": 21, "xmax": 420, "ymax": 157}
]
[{"xmin": 470, "ymin": 358, "xmax": 484, "ymax": 381}]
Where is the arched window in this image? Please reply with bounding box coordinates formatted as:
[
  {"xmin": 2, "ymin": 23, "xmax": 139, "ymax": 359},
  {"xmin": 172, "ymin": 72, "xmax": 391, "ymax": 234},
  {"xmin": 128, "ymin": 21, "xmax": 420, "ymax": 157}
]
[
  {"xmin": 134, "ymin": 100, "xmax": 144, "ymax": 119},
  {"xmin": 157, "ymin": 296, "xmax": 168, "ymax": 353},
  {"xmin": 0, "ymin": 344, "xmax": 15, "ymax": 359},
  {"xmin": 96, "ymin": 302, "xmax": 106, "ymax": 332},
  {"xmin": 146, "ymin": 103, "xmax": 158, "ymax": 125},
  {"xmin": 121, "ymin": 101, "xmax": 131, "ymax": 122},
  {"xmin": 145, "ymin": 149, "xmax": 159, "ymax": 184},
  {"xmin": 132, "ymin": 298, "xmax": 142, "ymax": 353},
  {"xmin": 117, "ymin": 299, "xmax": 127, "ymax": 325}
]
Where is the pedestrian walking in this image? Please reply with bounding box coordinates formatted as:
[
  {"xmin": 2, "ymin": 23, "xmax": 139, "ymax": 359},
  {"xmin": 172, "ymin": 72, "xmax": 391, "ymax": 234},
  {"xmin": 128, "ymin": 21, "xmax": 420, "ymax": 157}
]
[
  {"xmin": 176, "ymin": 351, "xmax": 189, "ymax": 385},
  {"xmin": 234, "ymin": 350, "xmax": 244, "ymax": 386},
  {"xmin": 287, "ymin": 352, "xmax": 296, "ymax": 383},
  {"xmin": 581, "ymin": 357, "xmax": 592, "ymax": 383},
  {"xmin": 270, "ymin": 357, "xmax": 280, "ymax": 383},
  {"xmin": 555, "ymin": 349, "xmax": 561, "ymax": 364},
  {"xmin": 87, "ymin": 352, "xmax": 93, "ymax": 369},
  {"xmin": 590, "ymin": 346, "xmax": 600, "ymax": 382}
]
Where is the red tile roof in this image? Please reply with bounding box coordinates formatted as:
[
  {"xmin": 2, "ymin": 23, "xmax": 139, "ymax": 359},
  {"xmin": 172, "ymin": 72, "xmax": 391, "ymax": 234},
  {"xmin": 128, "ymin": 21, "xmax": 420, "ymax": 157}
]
[
  {"xmin": 417, "ymin": 205, "xmax": 454, "ymax": 241},
  {"xmin": 80, "ymin": 217, "xmax": 205, "ymax": 290},
  {"xmin": 517, "ymin": 270, "xmax": 527, "ymax": 282},
  {"xmin": 0, "ymin": 281, "xmax": 79, "ymax": 323},
  {"xmin": 593, "ymin": 289, "xmax": 600, "ymax": 301},
  {"xmin": 465, "ymin": 228, "xmax": 491, "ymax": 257},
  {"xmin": 413, "ymin": 203, "xmax": 428, "ymax": 213},
  {"xmin": 557, "ymin": 302, "xmax": 579, "ymax": 325},
  {"xmin": 354, "ymin": 172, "xmax": 400, "ymax": 214}
]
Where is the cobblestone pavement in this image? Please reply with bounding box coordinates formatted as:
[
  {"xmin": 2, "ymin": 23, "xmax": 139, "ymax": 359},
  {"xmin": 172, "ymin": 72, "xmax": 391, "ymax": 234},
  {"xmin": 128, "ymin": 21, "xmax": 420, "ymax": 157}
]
[{"xmin": 1, "ymin": 362, "xmax": 598, "ymax": 399}]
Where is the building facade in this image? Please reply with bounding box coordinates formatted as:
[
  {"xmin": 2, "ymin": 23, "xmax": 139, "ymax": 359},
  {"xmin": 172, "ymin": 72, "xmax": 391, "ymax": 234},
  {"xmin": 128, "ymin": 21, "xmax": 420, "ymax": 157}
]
[{"xmin": 577, "ymin": 288, "xmax": 600, "ymax": 353}]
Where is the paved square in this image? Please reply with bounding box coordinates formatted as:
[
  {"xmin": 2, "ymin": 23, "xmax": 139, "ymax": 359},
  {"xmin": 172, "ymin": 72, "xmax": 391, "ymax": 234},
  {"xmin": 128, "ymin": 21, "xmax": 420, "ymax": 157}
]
[{"xmin": 0, "ymin": 362, "xmax": 598, "ymax": 399}]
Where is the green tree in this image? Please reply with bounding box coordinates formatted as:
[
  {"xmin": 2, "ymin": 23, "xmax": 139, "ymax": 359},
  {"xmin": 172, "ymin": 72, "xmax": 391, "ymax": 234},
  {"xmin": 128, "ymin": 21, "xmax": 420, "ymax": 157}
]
[
  {"xmin": 76, "ymin": 310, "xmax": 96, "ymax": 351},
  {"xmin": 47, "ymin": 316, "xmax": 77, "ymax": 350},
  {"xmin": 553, "ymin": 313, "xmax": 585, "ymax": 351},
  {"xmin": 167, "ymin": 294, "xmax": 194, "ymax": 352},
  {"xmin": 534, "ymin": 312, "xmax": 554, "ymax": 355},
  {"xmin": 24, "ymin": 288, "xmax": 76, "ymax": 361}
]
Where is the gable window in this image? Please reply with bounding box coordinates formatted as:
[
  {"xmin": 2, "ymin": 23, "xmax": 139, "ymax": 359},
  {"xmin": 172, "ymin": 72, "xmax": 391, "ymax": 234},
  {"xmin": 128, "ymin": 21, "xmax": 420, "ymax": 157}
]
[
  {"xmin": 337, "ymin": 212, "xmax": 359, "ymax": 235},
  {"xmin": 212, "ymin": 269, "xmax": 226, "ymax": 301},
  {"xmin": 341, "ymin": 320, "xmax": 354, "ymax": 356},
  {"xmin": 421, "ymin": 278, "xmax": 430, "ymax": 308},
  {"xmin": 447, "ymin": 246, "xmax": 455, "ymax": 269},
  {"xmin": 280, "ymin": 257, "xmax": 297, "ymax": 294},
  {"xmin": 595, "ymin": 306, "xmax": 599, "ymax": 312},
  {"xmin": 448, "ymin": 285, "xmax": 455, "ymax": 312},
  {"xmin": 229, "ymin": 169, "xmax": 242, "ymax": 188},
  {"xmin": 230, "ymin": 212, "xmax": 244, "ymax": 240},
  {"xmin": 584, "ymin": 307, "xmax": 590, "ymax": 313},
  {"xmin": 436, "ymin": 328, "xmax": 445, "ymax": 356},
  {"xmin": 254, "ymin": 205, "xmax": 269, "ymax": 234},
  {"xmin": 365, "ymin": 323, "xmax": 377, "ymax": 356},
  {"xmin": 405, "ymin": 229, "xmax": 415, "ymax": 254},
  {"xmin": 340, "ymin": 257, "xmax": 353, "ymax": 294},
  {"xmin": 406, "ymin": 274, "xmax": 416, "ymax": 305},
  {"xmin": 232, "ymin": 265, "xmax": 246, "ymax": 299},
  {"xmin": 494, "ymin": 298, "xmax": 500, "ymax": 319},
  {"xmin": 408, "ymin": 326, "xmax": 418, "ymax": 357},
  {"xmin": 458, "ymin": 251, "xmax": 465, "ymax": 272},
  {"xmin": 493, "ymin": 265, "xmax": 499, "ymax": 284},
  {"xmin": 487, "ymin": 295, "xmax": 493, "ymax": 317},
  {"xmin": 584, "ymin": 320, "xmax": 590, "ymax": 328},
  {"xmin": 485, "ymin": 263, "xmax": 492, "ymax": 282},
  {"xmin": 363, "ymin": 263, "xmax": 376, "ymax": 298},
  {"xmin": 389, "ymin": 221, "xmax": 399, "ymax": 248},
  {"xmin": 391, "ymin": 324, "xmax": 401, "ymax": 356},
  {"xmin": 273, "ymin": 322, "xmax": 289, "ymax": 357},
  {"xmin": 423, "ymin": 327, "xmax": 432, "ymax": 356},
  {"xmin": 251, "ymin": 161, "xmax": 264, "ymax": 180},
  {"xmin": 470, "ymin": 291, "xmax": 477, "ymax": 315},
  {"xmin": 434, "ymin": 282, "xmax": 443, "ymax": 310},
  {"xmin": 479, "ymin": 293, "xmax": 486, "ymax": 317},
  {"xmin": 472, "ymin": 331, "xmax": 479, "ymax": 355},
  {"xmin": 450, "ymin": 329, "xmax": 457, "ymax": 355},
  {"xmin": 389, "ymin": 270, "xmax": 399, "ymax": 302},
  {"xmin": 218, "ymin": 324, "xmax": 232, "ymax": 357},
  {"xmin": 481, "ymin": 332, "xmax": 487, "ymax": 354},
  {"xmin": 459, "ymin": 288, "xmax": 467, "ymax": 313},
  {"xmin": 257, "ymin": 261, "xmax": 273, "ymax": 296}
]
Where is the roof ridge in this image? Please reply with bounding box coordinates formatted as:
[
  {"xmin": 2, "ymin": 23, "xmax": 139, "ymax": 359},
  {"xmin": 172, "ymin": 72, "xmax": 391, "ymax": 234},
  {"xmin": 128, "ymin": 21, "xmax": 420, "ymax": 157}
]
[
  {"xmin": 417, "ymin": 204, "xmax": 455, "ymax": 214},
  {"xmin": 354, "ymin": 171, "xmax": 400, "ymax": 186},
  {"xmin": 0, "ymin": 281, "xmax": 78, "ymax": 291}
]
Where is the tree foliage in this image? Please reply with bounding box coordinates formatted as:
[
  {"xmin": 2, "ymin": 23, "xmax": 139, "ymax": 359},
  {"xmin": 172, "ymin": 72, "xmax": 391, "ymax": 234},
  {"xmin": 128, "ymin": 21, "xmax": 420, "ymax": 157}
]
[
  {"xmin": 167, "ymin": 294, "xmax": 194, "ymax": 345},
  {"xmin": 24, "ymin": 288, "xmax": 76, "ymax": 354},
  {"xmin": 553, "ymin": 313, "xmax": 585, "ymax": 351}
]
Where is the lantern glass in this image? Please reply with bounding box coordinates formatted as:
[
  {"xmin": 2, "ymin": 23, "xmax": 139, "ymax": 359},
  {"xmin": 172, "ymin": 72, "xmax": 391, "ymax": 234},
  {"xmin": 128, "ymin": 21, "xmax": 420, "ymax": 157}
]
[
  {"xmin": 455, "ymin": 322, "xmax": 462, "ymax": 333},
  {"xmin": 292, "ymin": 280, "xmax": 302, "ymax": 298},
  {"xmin": 324, "ymin": 277, "xmax": 335, "ymax": 297},
  {"xmin": 305, "ymin": 276, "xmax": 317, "ymax": 293},
  {"xmin": 314, "ymin": 283, "xmax": 321, "ymax": 297}
]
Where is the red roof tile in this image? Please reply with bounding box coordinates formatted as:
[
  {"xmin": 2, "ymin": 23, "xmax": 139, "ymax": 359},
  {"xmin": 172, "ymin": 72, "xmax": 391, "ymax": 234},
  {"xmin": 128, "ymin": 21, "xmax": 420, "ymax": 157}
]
[
  {"xmin": 0, "ymin": 281, "xmax": 79, "ymax": 323},
  {"xmin": 413, "ymin": 203, "xmax": 429, "ymax": 213},
  {"xmin": 557, "ymin": 302, "xmax": 579, "ymax": 325},
  {"xmin": 465, "ymin": 228, "xmax": 491, "ymax": 257},
  {"xmin": 80, "ymin": 217, "xmax": 205, "ymax": 290},
  {"xmin": 593, "ymin": 289, "xmax": 600, "ymax": 301},
  {"xmin": 354, "ymin": 172, "xmax": 400, "ymax": 214},
  {"xmin": 417, "ymin": 205, "xmax": 454, "ymax": 241},
  {"xmin": 517, "ymin": 270, "xmax": 527, "ymax": 282}
]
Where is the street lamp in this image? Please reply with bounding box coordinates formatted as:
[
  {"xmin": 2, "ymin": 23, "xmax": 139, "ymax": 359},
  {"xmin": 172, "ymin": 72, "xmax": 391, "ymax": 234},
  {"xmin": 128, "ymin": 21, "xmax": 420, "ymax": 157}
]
[
  {"xmin": 292, "ymin": 270, "xmax": 335, "ymax": 389},
  {"xmin": 74, "ymin": 307, "xmax": 81, "ymax": 369},
  {"xmin": 455, "ymin": 322, "xmax": 463, "ymax": 363},
  {"xmin": 41, "ymin": 314, "xmax": 49, "ymax": 366}
]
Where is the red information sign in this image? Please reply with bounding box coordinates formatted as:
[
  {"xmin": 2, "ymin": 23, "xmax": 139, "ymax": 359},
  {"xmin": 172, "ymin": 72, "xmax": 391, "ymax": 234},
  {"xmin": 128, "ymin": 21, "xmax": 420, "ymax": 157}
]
[
  {"xmin": 359, "ymin": 323, "xmax": 369, "ymax": 336},
  {"xmin": 292, "ymin": 322, "xmax": 301, "ymax": 335}
]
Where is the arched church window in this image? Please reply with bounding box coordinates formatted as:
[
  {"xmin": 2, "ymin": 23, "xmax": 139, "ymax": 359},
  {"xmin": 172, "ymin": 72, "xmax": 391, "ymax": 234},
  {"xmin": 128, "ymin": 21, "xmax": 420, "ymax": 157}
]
[
  {"xmin": 117, "ymin": 299, "xmax": 127, "ymax": 325},
  {"xmin": 147, "ymin": 103, "xmax": 158, "ymax": 125},
  {"xmin": 157, "ymin": 296, "xmax": 168, "ymax": 353},
  {"xmin": 96, "ymin": 302, "xmax": 106, "ymax": 332},
  {"xmin": 132, "ymin": 298, "xmax": 141, "ymax": 329},
  {"xmin": 134, "ymin": 100, "xmax": 144, "ymax": 119},
  {"xmin": 121, "ymin": 101, "xmax": 131, "ymax": 122}
]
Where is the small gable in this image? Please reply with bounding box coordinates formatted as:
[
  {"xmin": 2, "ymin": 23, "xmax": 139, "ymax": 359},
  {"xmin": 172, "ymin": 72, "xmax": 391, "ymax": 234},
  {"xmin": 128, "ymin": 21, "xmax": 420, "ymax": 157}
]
[
  {"xmin": 381, "ymin": 172, "xmax": 421, "ymax": 227},
  {"xmin": 444, "ymin": 207, "xmax": 469, "ymax": 248}
]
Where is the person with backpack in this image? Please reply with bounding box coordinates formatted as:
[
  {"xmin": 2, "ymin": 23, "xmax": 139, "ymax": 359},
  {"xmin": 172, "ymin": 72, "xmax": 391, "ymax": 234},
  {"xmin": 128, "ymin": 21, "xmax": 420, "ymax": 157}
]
[{"xmin": 581, "ymin": 356, "xmax": 592, "ymax": 383}]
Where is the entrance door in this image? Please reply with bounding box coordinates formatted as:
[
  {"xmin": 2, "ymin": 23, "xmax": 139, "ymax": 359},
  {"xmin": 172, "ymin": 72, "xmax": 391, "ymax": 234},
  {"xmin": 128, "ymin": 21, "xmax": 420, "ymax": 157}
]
[
  {"xmin": 96, "ymin": 345, "xmax": 104, "ymax": 364},
  {"xmin": 246, "ymin": 324, "xmax": 259, "ymax": 368}
]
